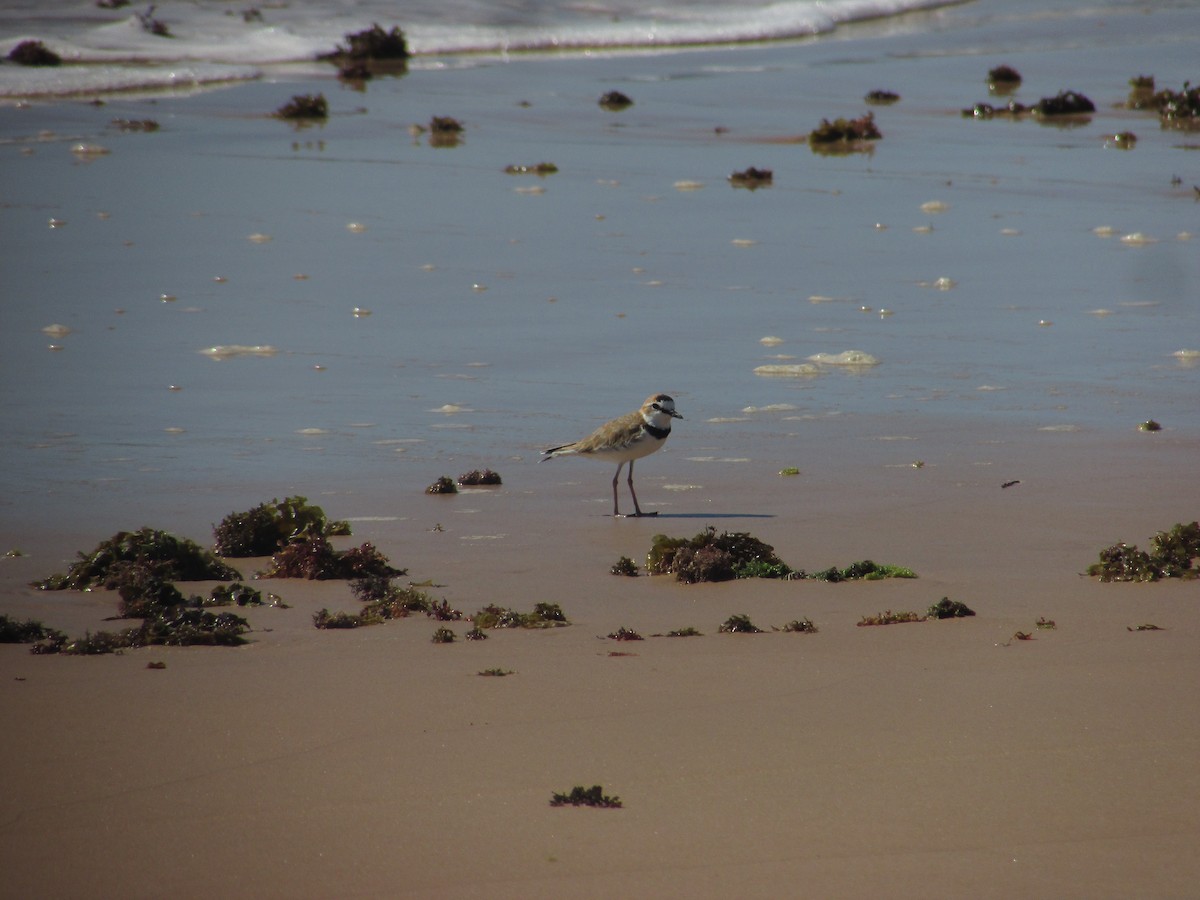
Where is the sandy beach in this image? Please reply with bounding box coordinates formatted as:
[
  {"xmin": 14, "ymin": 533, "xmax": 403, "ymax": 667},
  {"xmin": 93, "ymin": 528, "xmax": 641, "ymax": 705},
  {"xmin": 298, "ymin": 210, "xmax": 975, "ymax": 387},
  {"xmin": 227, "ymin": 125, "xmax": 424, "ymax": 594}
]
[{"xmin": 2, "ymin": 0, "xmax": 1199, "ymax": 895}]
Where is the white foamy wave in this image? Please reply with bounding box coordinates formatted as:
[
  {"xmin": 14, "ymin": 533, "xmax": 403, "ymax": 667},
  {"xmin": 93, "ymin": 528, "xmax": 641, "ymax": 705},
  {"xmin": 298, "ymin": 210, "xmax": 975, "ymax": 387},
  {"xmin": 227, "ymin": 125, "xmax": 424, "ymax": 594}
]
[{"xmin": 1, "ymin": 0, "xmax": 959, "ymax": 97}]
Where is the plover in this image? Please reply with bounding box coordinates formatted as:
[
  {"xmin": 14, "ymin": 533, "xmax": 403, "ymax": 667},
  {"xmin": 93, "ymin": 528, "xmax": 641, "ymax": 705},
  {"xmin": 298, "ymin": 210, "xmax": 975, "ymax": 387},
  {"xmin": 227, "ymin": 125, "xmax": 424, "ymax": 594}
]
[{"xmin": 542, "ymin": 393, "xmax": 683, "ymax": 517}]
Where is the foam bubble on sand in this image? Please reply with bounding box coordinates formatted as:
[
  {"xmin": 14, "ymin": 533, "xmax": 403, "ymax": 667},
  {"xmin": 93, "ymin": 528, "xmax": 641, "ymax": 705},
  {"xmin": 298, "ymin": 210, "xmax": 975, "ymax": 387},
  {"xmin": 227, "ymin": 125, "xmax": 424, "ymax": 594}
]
[
  {"xmin": 1120, "ymin": 232, "xmax": 1157, "ymax": 245},
  {"xmin": 742, "ymin": 403, "xmax": 799, "ymax": 413},
  {"xmin": 686, "ymin": 456, "xmax": 751, "ymax": 463},
  {"xmin": 731, "ymin": 238, "xmax": 757, "ymax": 247},
  {"xmin": 753, "ymin": 364, "xmax": 820, "ymax": 377},
  {"xmin": 199, "ymin": 344, "xmax": 278, "ymax": 359},
  {"xmin": 759, "ymin": 335, "xmax": 784, "ymax": 345},
  {"xmin": 1092, "ymin": 225, "xmax": 1116, "ymax": 237},
  {"xmin": 674, "ymin": 180, "xmax": 704, "ymax": 191},
  {"xmin": 247, "ymin": 233, "xmax": 272, "ymax": 243},
  {"xmin": 296, "ymin": 428, "xmax": 328, "ymax": 435},
  {"xmin": 432, "ymin": 404, "xmax": 471, "ymax": 413},
  {"xmin": 662, "ymin": 483, "xmax": 702, "ymax": 491},
  {"xmin": 920, "ymin": 200, "xmax": 949, "ymax": 213},
  {"xmin": 41, "ymin": 324, "xmax": 72, "ymax": 337},
  {"xmin": 807, "ymin": 350, "xmax": 879, "ymax": 366},
  {"xmin": 1038, "ymin": 424, "xmax": 1080, "ymax": 432}
]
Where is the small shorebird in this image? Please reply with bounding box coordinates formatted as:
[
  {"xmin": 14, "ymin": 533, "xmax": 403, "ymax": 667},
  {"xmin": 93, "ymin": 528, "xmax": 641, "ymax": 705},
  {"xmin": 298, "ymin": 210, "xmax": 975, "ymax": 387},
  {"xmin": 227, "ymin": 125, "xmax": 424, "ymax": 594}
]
[{"xmin": 542, "ymin": 393, "xmax": 683, "ymax": 517}]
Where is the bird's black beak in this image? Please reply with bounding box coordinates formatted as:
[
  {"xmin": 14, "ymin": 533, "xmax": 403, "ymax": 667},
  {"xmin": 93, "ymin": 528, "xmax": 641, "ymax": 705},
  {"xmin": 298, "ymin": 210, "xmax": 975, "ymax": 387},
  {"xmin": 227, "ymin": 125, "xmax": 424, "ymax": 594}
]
[{"xmin": 671, "ymin": 410, "xmax": 683, "ymax": 419}]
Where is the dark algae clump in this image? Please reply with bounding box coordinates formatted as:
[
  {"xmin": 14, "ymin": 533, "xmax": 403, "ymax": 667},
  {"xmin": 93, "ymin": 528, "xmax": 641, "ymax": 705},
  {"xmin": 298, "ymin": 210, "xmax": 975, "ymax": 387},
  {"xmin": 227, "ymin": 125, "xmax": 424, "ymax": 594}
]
[
  {"xmin": 471, "ymin": 602, "xmax": 568, "ymax": 629},
  {"xmin": 260, "ymin": 536, "xmax": 404, "ymax": 580},
  {"xmin": 425, "ymin": 476, "xmax": 458, "ymax": 495},
  {"xmin": 927, "ymin": 597, "xmax": 976, "ymax": 619},
  {"xmin": 610, "ymin": 556, "xmax": 639, "ymax": 577},
  {"xmin": 8, "ymin": 40, "xmax": 62, "ymax": 66},
  {"xmin": 457, "ymin": 469, "xmax": 503, "ymax": 486},
  {"xmin": 213, "ymin": 495, "xmax": 350, "ymax": 557},
  {"xmin": 273, "ymin": 94, "xmax": 328, "ymax": 121},
  {"xmin": 1088, "ymin": 522, "xmax": 1200, "ymax": 582},
  {"xmin": 646, "ymin": 527, "xmax": 915, "ymax": 584},
  {"xmin": 1034, "ymin": 90, "xmax": 1095, "ymax": 116},
  {"xmin": 33, "ymin": 527, "xmax": 240, "ymax": 590},
  {"xmin": 319, "ymin": 24, "xmax": 409, "ymax": 68},
  {"xmin": 728, "ymin": 167, "xmax": 773, "ymax": 190},
  {"xmin": 719, "ymin": 614, "xmax": 763, "ymax": 634},
  {"xmin": 598, "ymin": 91, "xmax": 633, "ymax": 110},
  {"xmin": 808, "ymin": 112, "xmax": 881, "ymax": 152},
  {"xmin": 550, "ymin": 785, "xmax": 622, "ymax": 808},
  {"xmin": 0, "ymin": 615, "xmax": 64, "ymax": 644}
]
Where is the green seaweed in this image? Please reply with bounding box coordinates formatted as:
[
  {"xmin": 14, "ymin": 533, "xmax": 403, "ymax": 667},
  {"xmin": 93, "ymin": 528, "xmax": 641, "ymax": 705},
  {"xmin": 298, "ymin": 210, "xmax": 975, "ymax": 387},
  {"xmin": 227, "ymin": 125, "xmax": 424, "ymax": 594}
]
[
  {"xmin": 425, "ymin": 476, "xmax": 458, "ymax": 495},
  {"xmin": 32, "ymin": 609, "xmax": 249, "ymax": 654},
  {"xmin": 33, "ymin": 528, "xmax": 240, "ymax": 591},
  {"xmin": 779, "ymin": 618, "xmax": 818, "ymax": 633},
  {"xmin": 274, "ymin": 94, "xmax": 327, "ymax": 120},
  {"xmin": 471, "ymin": 602, "xmax": 569, "ymax": 629},
  {"xmin": 808, "ymin": 112, "xmax": 881, "ymax": 150},
  {"xmin": 431, "ymin": 627, "xmax": 456, "ymax": 644},
  {"xmin": 1088, "ymin": 522, "xmax": 1200, "ymax": 582},
  {"xmin": 213, "ymin": 495, "xmax": 349, "ymax": 557},
  {"xmin": 478, "ymin": 667, "xmax": 513, "ymax": 676},
  {"xmin": 0, "ymin": 615, "xmax": 65, "ymax": 644},
  {"xmin": 663, "ymin": 626, "xmax": 702, "ymax": 637},
  {"xmin": 647, "ymin": 527, "xmax": 791, "ymax": 583},
  {"xmin": 607, "ymin": 626, "xmax": 644, "ymax": 641},
  {"xmin": 811, "ymin": 561, "xmax": 916, "ymax": 582},
  {"xmin": 719, "ymin": 614, "xmax": 763, "ymax": 634},
  {"xmin": 312, "ymin": 608, "xmax": 363, "ymax": 629}
]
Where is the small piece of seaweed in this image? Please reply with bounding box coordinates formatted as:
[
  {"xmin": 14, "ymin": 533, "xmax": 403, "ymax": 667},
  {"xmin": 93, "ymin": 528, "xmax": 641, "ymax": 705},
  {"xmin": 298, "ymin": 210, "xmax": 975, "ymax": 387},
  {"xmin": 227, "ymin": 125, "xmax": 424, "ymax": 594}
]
[
  {"xmin": 478, "ymin": 667, "xmax": 513, "ymax": 676},
  {"xmin": 274, "ymin": 94, "xmax": 328, "ymax": 120},
  {"xmin": 719, "ymin": 614, "xmax": 763, "ymax": 634},
  {"xmin": 550, "ymin": 785, "xmax": 622, "ymax": 808},
  {"xmin": 1034, "ymin": 90, "xmax": 1095, "ymax": 116},
  {"xmin": 728, "ymin": 167, "xmax": 773, "ymax": 190},
  {"xmin": 457, "ymin": 469, "xmax": 502, "ymax": 486},
  {"xmin": 865, "ymin": 90, "xmax": 900, "ymax": 105},
  {"xmin": 598, "ymin": 91, "xmax": 633, "ymax": 111},
  {"xmin": 313, "ymin": 609, "xmax": 362, "ymax": 629},
  {"xmin": 610, "ymin": 556, "xmax": 639, "ymax": 577},
  {"xmin": 647, "ymin": 527, "xmax": 791, "ymax": 583},
  {"xmin": 779, "ymin": 618, "xmax": 818, "ymax": 634},
  {"xmin": 811, "ymin": 561, "xmax": 916, "ymax": 582},
  {"xmin": 927, "ymin": 597, "xmax": 975, "ymax": 619},
  {"xmin": 431, "ymin": 627, "xmax": 456, "ymax": 644},
  {"xmin": 471, "ymin": 602, "xmax": 569, "ymax": 629},
  {"xmin": 808, "ymin": 112, "xmax": 881, "ymax": 148},
  {"xmin": 857, "ymin": 610, "xmax": 924, "ymax": 626},
  {"xmin": 662, "ymin": 627, "xmax": 702, "ymax": 637},
  {"xmin": 321, "ymin": 24, "xmax": 409, "ymax": 62},
  {"xmin": 425, "ymin": 476, "xmax": 458, "ymax": 495},
  {"xmin": 1036, "ymin": 617, "xmax": 1057, "ymax": 630},
  {"xmin": 607, "ymin": 626, "xmax": 644, "ymax": 641}
]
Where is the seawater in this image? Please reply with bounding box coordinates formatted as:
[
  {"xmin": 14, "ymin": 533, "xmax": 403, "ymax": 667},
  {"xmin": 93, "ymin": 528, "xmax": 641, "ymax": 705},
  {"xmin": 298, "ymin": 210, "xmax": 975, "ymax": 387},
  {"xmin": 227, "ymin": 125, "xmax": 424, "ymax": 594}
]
[{"xmin": 1, "ymin": 0, "xmax": 1198, "ymax": 536}]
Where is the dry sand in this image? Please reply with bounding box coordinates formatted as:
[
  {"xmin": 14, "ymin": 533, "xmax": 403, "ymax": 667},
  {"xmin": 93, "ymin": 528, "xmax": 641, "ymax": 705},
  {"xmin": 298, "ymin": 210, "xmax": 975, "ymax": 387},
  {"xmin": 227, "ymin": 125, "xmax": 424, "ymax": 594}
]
[{"xmin": 2, "ymin": 439, "xmax": 1198, "ymax": 898}]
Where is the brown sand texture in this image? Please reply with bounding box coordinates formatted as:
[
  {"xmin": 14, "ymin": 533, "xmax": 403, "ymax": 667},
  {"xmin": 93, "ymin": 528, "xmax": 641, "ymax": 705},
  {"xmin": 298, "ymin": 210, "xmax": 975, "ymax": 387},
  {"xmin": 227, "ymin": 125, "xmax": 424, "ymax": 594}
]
[{"xmin": 2, "ymin": 450, "xmax": 1198, "ymax": 899}]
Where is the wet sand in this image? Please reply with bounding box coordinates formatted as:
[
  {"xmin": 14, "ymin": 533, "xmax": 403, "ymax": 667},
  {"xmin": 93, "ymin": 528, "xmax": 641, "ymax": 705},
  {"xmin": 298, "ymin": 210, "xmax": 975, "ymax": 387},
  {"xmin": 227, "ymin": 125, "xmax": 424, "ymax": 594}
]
[{"xmin": 2, "ymin": 3, "xmax": 1200, "ymax": 896}]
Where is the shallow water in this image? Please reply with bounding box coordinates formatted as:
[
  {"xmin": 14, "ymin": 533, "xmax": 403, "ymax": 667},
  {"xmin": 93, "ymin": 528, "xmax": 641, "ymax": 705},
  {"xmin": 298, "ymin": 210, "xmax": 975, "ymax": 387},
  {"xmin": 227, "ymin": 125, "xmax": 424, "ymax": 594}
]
[{"xmin": 2, "ymin": 1, "xmax": 1198, "ymax": 537}]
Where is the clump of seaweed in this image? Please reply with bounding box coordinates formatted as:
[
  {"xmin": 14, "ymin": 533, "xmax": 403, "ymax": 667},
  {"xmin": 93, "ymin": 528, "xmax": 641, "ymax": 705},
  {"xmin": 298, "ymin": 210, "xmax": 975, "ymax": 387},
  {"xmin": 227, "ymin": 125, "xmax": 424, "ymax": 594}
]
[
  {"xmin": 478, "ymin": 667, "xmax": 513, "ymax": 676},
  {"xmin": 465, "ymin": 626, "xmax": 488, "ymax": 640},
  {"xmin": 313, "ymin": 608, "xmax": 363, "ymax": 629},
  {"xmin": 426, "ymin": 476, "xmax": 458, "ymax": 495},
  {"xmin": 1034, "ymin": 90, "xmax": 1095, "ymax": 116},
  {"xmin": 607, "ymin": 626, "xmax": 644, "ymax": 641},
  {"xmin": 457, "ymin": 469, "xmax": 502, "ymax": 486},
  {"xmin": 1087, "ymin": 522, "xmax": 1200, "ymax": 582},
  {"xmin": 987, "ymin": 65, "xmax": 1022, "ymax": 92},
  {"xmin": 259, "ymin": 536, "xmax": 404, "ymax": 580},
  {"xmin": 319, "ymin": 24, "xmax": 409, "ymax": 65},
  {"xmin": 33, "ymin": 528, "xmax": 240, "ymax": 591},
  {"xmin": 273, "ymin": 94, "xmax": 328, "ymax": 121},
  {"xmin": 471, "ymin": 602, "xmax": 568, "ymax": 629},
  {"xmin": 204, "ymin": 583, "xmax": 264, "ymax": 607},
  {"xmin": 8, "ymin": 40, "xmax": 62, "ymax": 66},
  {"xmin": 431, "ymin": 627, "xmax": 456, "ymax": 644},
  {"xmin": 1126, "ymin": 75, "xmax": 1156, "ymax": 109},
  {"xmin": 779, "ymin": 618, "xmax": 818, "ymax": 633},
  {"xmin": 550, "ymin": 785, "xmax": 622, "ymax": 808},
  {"xmin": 810, "ymin": 561, "xmax": 916, "ymax": 582},
  {"xmin": 1128, "ymin": 623, "xmax": 1164, "ymax": 632},
  {"xmin": 610, "ymin": 556, "xmax": 639, "ymax": 577},
  {"xmin": 857, "ymin": 610, "xmax": 924, "ymax": 626},
  {"xmin": 865, "ymin": 90, "xmax": 900, "ymax": 105},
  {"xmin": 719, "ymin": 614, "xmax": 763, "ymax": 634},
  {"xmin": 647, "ymin": 527, "xmax": 793, "ymax": 583},
  {"xmin": 728, "ymin": 167, "xmax": 773, "ymax": 190},
  {"xmin": 663, "ymin": 626, "xmax": 702, "ymax": 637},
  {"xmin": 427, "ymin": 116, "xmax": 463, "ymax": 147},
  {"xmin": 808, "ymin": 112, "xmax": 881, "ymax": 152},
  {"xmin": 927, "ymin": 597, "xmax": 975, "ymax": 619},
  {"xmin": 33, "ymin": 609, "xmax": 250, "ymax": 654},
  {"xmin": 1138, "ymin": 419, "xmax": 1162, "ymax": 432},
  {"xmin": 598, "ymin": 91, "xmax": 633, "ymax": 110},
  {"xmin": 504, "ymin": 163, "xmax": 558, "ymax": 176},
  {"xmin": 1036, "ymin": 617, "xmax": 1057, "ymax": 630},
  {"xmin": 962, "ymin": 100, "xmax": 1030, "ymax": 119},
  {"xmin": 214, "ymin": 495, "xmax": 350, "ymax": 557},
  {"xmin": 1151, "ymin": 82, "xmax": 1200, "ymax": 129},
  {"xmin": 0, "ymin": 615, "xmax": 65, "ymax": 644},
  {"xmin": 111, "ymin": 118, "xmax": 159, "ymax": 132}
]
